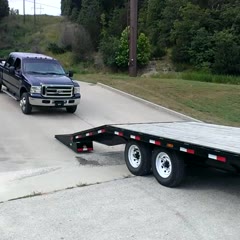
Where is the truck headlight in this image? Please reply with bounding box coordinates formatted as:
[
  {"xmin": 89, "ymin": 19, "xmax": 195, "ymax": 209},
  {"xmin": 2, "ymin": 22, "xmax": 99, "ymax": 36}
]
[
  {"xmin": 30, "ymin": 86, "xmax": 41, "ymax": 94},
  {"xmin": 74, "ymin": 86, "xmax": 80, "ymax": 94}
]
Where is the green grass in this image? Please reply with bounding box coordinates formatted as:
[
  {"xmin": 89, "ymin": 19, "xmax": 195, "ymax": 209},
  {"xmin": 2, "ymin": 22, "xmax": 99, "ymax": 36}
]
[
  {"xmin": 154, "ymin": 71, "xmax": 240, "ymax": 85},
  {"xmin": 75, "ymin": 73, "xmax": 240, "ymax": 127}
]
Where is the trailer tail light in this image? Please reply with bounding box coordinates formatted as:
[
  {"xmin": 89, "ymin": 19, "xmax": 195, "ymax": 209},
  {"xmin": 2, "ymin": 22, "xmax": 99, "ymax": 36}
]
[
  {"xmin": 149, "ymin": 140, "xmax": 161, "ymax": 146},
  {"xmin": 75, "ymin": 135, "xmax": 82, "ymax": 139},
  {"xmin": 167, "ymin": 143, "xmax": 174, "ymax": 148},
  {"xmin": 180, "ymin": 147, "xmax": 195, "ymax": 154},
  {"xmin": 130, "ymin": 135, "xmax": 141, "ymax": 141},
  {"xmin": 114, "ymin": 131, "xmax": 123, "ymax": 136},
  {"xmin": 208, "ymin": 154, "xmax": 226, "ymax": 163}
]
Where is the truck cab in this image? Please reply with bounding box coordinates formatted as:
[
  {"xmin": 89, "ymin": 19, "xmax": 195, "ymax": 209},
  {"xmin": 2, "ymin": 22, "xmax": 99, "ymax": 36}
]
[{"xmin": 0, "ymin": 52, "xmax": 80, "ymax": 114}]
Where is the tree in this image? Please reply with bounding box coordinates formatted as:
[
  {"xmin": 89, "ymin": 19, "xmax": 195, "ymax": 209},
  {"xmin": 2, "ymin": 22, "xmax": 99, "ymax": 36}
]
[
  {"xmin": 115, "ymin": 27, "xmax": 151, "ymax": 69},
  {"xmin": 0, "ymin": 0, "xmax": 9, "ymax": 20},
  {"xmin": 212, "ymin": 30, "xmax": 240, "ymax": 75},
  {"xmin": 78, "ymin": 0, "xmax": 101, "ymax": 49}
]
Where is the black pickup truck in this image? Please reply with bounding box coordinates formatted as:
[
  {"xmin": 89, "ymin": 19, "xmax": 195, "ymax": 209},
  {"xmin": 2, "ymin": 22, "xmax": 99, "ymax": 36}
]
[{"xmin": 0, "ymin": 52, "xmax": 81, "ymax": 114}]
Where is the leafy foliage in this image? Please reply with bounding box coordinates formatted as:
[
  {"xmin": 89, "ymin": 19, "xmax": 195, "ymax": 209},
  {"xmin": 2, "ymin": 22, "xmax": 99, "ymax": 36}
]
[
  {"xmin": 115, "ymin": 27, "xmax": 151, "ymax": 69},
  {"xmin": 0, "ymin": 0, "xmax": 9, "ymax": 20}
]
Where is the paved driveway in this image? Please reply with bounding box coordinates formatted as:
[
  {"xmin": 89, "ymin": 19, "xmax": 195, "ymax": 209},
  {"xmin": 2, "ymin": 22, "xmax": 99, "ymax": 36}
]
[{"xmin": 1, "ymin": 81, "xmax": 239, "ymax": 240}]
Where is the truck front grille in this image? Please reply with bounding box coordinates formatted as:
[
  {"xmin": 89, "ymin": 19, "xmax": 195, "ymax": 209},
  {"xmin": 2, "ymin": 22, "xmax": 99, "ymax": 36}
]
[{"xmin": 42, "ymin": 85, "xmax": 73, "ymax": 98}]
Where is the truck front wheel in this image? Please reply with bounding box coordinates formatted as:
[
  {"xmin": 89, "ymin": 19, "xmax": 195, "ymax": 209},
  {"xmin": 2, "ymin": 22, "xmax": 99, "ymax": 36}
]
[
  {"xmin": 152, "ymin": 148, "xmax": 185, "ymax": 187},
  {"xmin": 20, "ymin": 92, "xmax": 32, "ymax": 114},
  {"xmin": 124, "ymin": 141, "xmax": 152, "ymax": 176},
  {"xmin": 66, "ymin": 105, "xmax": 77, "ymax": 113}
]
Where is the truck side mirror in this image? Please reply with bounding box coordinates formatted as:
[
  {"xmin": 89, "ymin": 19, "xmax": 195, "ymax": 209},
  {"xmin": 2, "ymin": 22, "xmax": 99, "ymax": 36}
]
[
  {"xmin": 9, "ymin": 66, "xmax": 15, "ymax": 75},
  {"xmin": 68, "ymin": 70, "xmax": 74, "ymax": 78}
]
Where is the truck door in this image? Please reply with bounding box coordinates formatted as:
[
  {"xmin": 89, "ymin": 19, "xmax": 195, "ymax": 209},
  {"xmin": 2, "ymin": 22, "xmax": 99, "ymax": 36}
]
[{"xmin": 3, "ymin": 57, "xmax": 22, "ymax": 95}]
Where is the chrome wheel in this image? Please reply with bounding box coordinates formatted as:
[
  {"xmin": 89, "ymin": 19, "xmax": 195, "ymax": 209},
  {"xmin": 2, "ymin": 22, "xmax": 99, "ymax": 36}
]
[
  {"xmin": 155, "ymin": 152, "xmax": 172, "ymax": 178},
  {"xmin": 20, "ymin": 96, "xmax": 27, "ymax": 111},
  {"xmin": 128, "ymin": 145, "xmax": 142, "ymax": 168},
  {"xmin": 20, "ymin": 92, "xmax": 32, "ymax": 114}
]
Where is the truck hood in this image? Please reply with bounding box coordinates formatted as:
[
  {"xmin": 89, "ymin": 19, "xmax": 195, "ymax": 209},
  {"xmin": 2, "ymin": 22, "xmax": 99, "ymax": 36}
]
[{"xmin": 24, "ymin": 74, "xmax": 73, "ymax": 86}]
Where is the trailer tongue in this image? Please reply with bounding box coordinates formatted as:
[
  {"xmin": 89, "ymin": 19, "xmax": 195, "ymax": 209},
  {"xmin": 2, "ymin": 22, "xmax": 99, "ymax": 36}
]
[{"xmin": 55, "ymin": 121, "xmax": 240, "ymax": 187}]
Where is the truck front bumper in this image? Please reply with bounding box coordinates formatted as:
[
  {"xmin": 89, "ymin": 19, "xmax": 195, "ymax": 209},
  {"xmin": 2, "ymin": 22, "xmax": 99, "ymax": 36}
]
[{"xmin": 29, "ymin": 97, "xmax": 80, "ymax": 107}]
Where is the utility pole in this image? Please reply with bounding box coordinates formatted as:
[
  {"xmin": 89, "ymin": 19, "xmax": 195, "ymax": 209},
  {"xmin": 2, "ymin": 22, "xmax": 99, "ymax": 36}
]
[
  {"xmin": 129, "ymin": 0, "xmax": 138, "ymax": 77},
  {"xmin": 23, "ymin": 0, "xmax": 25, "ymax": 23},
  {"xmin": 36, "ymin": 5, "xmax": 44, "ymax": 15},
  {"xmin": 34, "ymin": 0, "xmax": 36, "ymax": 24}
]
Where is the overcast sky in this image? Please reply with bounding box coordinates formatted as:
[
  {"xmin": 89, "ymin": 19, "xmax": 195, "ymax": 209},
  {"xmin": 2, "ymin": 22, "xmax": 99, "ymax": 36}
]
[{"xmin": 8, "ymin": 0, "xmax": 61, "ymax": 16}]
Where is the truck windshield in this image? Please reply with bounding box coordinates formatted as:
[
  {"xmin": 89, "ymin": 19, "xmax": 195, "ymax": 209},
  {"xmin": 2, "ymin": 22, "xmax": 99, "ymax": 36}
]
[{"xmin": 23, "ymin": 59, "xmax": 66, "ymax": 75}]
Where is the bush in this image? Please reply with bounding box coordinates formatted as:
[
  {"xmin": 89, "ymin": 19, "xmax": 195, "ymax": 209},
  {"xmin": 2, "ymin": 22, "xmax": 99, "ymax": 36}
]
[
  {"xmin": 137, "ymin": 33, "xmax": 151, "ymax": 67},
  {"xmin": 115, "ymin": 27, "xmax": 129, "ymax": 68},
  {"xmin": 212, "ymin": 30, "xmax": 240, "ymax": 75},
  {"xmin": 47, "ymin": 42, "xmax": 65, "ymax": 54},
  {"xmin": 115, "ymin": 27, "xmax": 151, "ymax": 69},
  {"xmin": 60, "ymin": 23, "xmax": 93, "ymax": 62},
  {"xmin": 99, "ymin": 35, "xmax": 119, "ymax": 67}
]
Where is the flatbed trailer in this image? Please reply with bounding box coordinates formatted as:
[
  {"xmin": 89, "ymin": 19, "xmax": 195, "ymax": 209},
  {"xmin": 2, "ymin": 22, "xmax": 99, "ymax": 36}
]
[{"xmin": 55, "ymin": 121, "xmax": 240, "ymax": 187}]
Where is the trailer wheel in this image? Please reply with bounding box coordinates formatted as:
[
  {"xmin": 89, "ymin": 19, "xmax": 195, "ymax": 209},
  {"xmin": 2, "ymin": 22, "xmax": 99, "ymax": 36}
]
[
  {"xmin": 124, "ymin": 141, "xmax": 151, "ymax": 176},
  {"xmin": 20, "ymin": 92, "xmax": 32, "ymax": 114},
  {"xmin": 152, "ymin": 148, "xmax": 185, "ymax": 187}
]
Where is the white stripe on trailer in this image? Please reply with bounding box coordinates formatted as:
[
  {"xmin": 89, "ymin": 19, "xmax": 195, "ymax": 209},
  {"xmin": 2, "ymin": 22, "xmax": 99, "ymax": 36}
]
[
  {"xmin": 149, "ymin": 139, "xmax": 161, "ymax": 145},
  {"xmin": 180, "ymin": 147, "xmax": 195, "ymax": 154},
  {"xmin": 130, "ymin": 135, "xmax": 141, "ymax": 140},
  {"xmin": 98, "ymin": 129, "xmax": 105, "ymax": 134},
  {"xmin": 208, "ymin": 154, "xmax": 226, "ymax": 163},
  {"xmin": 114, "ymin": 131, "xmax": 123, "ymax": 136}
]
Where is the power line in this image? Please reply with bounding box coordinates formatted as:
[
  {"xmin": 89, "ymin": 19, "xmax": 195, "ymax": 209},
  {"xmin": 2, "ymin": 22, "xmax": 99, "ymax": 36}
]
[{"xmin": 25, "ymin": 0, "xmax": 60, "ymax": 9}]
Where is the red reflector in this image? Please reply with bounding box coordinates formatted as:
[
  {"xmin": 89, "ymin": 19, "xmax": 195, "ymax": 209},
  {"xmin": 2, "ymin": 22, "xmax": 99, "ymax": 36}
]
[
  {"xmin": 98, "ymin": 129, "xmax": 106, "ymax": 134},
  {"xmin": 135, "ymin": 136, "xmax": 141, "ymax": 141},
  {"xmin": 77, "ymin": 148, "xmax": 93, "ymax": 152},
  {"xmin": 130, "ymin": 135, "xmax": 141, "ymax": 141},
  {"xmin": 114, "ymin": 131, "xmax": 123, "ymax": 136},
  {"xmin": 217, "ymin": 156, "xmax": 226, "ymax": 163},
  {"xmin": 149, "ymin": 140, "xmax": 161, "ymax": 145},
  {"xmin": 187, "ymin": 149, "xmax": 195, "ymax": 154}
]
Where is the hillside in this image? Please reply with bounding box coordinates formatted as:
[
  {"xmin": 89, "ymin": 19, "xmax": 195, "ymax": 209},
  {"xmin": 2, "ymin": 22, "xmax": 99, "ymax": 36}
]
[{"xmin": 0, "ymin": 15, "xmax": 70, "ymax": 65}]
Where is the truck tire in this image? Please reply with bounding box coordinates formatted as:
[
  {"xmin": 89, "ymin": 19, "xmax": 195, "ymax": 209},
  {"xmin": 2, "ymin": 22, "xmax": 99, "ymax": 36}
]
[
  {"xmin": 124, "ymin": 141, "xmax": 152, "ymax": 176},
  {"xmin": 20, "ymin": 92, "xmax": 32, "ymax": 114},
  {"xmin": 66, "ymin": 105, "xmax": 77, "ymax": 113},
  {"xmin": 152, "ymin": 148, "xmax": 185, "ymax": 187}
]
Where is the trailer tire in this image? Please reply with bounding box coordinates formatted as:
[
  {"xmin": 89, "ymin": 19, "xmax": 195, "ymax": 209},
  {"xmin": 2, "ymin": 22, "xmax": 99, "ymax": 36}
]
[
  {"xmin": 20, "ymin": 92, "xmax": 32, "ymax": 114},
  {"xmin": 152, "ymin": 148, "xmax": 185, "ymax": 187},
  {"xmin": 124, "ymin": 141, "xmax": 152, "ymax": 176}
]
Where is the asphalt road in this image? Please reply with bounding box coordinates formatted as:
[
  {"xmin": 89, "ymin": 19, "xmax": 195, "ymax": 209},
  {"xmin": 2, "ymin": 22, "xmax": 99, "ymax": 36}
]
[{"xmin": 0, "ymin": 81, "xmax": 239, "ymax": 240}]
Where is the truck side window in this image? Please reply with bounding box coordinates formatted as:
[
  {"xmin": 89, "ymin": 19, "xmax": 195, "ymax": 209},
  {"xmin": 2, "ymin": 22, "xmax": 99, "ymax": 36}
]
[
  {"xmin": 14, "ymin": 58, "xmax": 21, "ymax": 71},
  {"xmin": 5, "ymin": 56, "xmax": 15, "ymax": 68}
]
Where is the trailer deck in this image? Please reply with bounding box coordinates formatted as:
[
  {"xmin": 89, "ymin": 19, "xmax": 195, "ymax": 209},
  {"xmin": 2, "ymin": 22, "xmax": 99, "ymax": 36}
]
[{"xmin": 111, "ymin": 122, "xmax": 240, "ymax": 154}]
